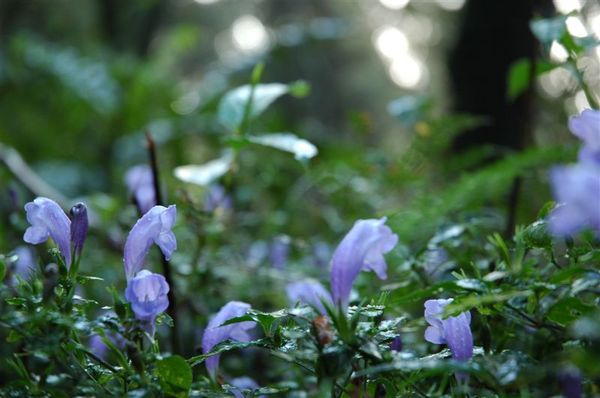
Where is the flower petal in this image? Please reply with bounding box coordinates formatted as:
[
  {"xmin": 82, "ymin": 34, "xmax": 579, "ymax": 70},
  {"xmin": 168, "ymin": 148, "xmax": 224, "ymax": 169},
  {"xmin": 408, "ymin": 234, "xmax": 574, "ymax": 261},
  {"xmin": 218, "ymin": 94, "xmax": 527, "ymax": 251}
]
[
  {"xmin": 23, "ymin": 197, "xmax": 71, "ymax": 267},
  {"xmin": 424, "ymin": 326, "xmax": 446, "ymax": 344},
  {"xmin": 123, "ymin": 205, "xmax": 177, "ymax": 280},
  {"xmin": 330, "ymin": 217, "xmax": 398, "ymax": 309},
  {"xmin": 202, "ymin": 301, "xmax": 254, "ymax": 379},
  {"xmin": 443, "ymin": 313, "xmax": 473, "ymax": 361},
  {"xmin": 286, "ymin": 280, "xmax": 333, "ymax": 315}
]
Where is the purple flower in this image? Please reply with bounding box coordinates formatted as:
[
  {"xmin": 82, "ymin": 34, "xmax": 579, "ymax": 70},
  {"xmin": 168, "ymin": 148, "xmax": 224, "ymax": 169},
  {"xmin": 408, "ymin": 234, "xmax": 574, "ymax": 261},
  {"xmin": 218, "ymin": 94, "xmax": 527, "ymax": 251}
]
[
  {"xmin": 390, "ymin": 335, "xmax": 402, "ymax": 352},
  {"xmin": 23, "ymin": 197, "xmax": 72, "ymax": 267},
  {"xmin": 89, "ymin": 334, "xmax": 109, "ymax": 360},
  {"xmin": 330, "ymin": 217, "xmax": 398, "ymax": 310},
  {"xmin": 204, "ymin": 184, "xmax": 233, "ymax": 213},
  {"xmin": 558, "ymin": 367, "xmax": 583, "ymax": 398},
  {"xmin": 312, "ymin": 241, "xmax": 332, "ymax": 268},
  {"xmin": 125, "ymin": 165, "xmax": 156, "ymax": 214},
  {"xmin": 424, "ymin": 247, "xmax": 449, "ymax": 277},
  {"xmin": 125, "ymin": 270, "xmax": 170, "ymax": 323},
  {"xmin": 229, "ymin": 377, "xmax": 264, "ymax": 398},
  {"xmin": 569, "ymin": 109, "xmax": 600, "ymax": 165},
  {"xmin": 548, "ymin": 164, "xmax": 600, "ymax": 237},
  {"xmin": 123, "ymin": 205, "xmax": 177, "ymax": 280},
  {"xmin": 70, "ymin": 203, "xmax": 88, "ymax": 256},
  {"xmin": 8, "ymin": 246, "xmax": 36, "ymax": 284},
  {"xmin": 424, "ymin": 299, "xmax": 473, "ymax": 362},
  {"xmin": 89, "ymin": 330, "xmax": 125, "ymax": 360},
  {"xmin": 269, "ymin": 235, "xmax": 290, "ymax": 269},
  {"xmin": 286, "ymin": 280, "xmax": 333, "ymax": 315},
  {"xmin": 202, "ymin": 301, "xmax": 255, "ymax": 379}
]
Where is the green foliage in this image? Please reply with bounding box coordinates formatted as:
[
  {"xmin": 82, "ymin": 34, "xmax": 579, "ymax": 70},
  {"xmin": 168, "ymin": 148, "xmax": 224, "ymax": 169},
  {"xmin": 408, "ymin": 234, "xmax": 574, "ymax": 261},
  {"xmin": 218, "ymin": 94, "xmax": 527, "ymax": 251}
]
[
  {"xmin": 155, "ymin": 356, "xmax": 193, "ymax": 397},
  {"xmin": 1, "ymin": 3, "xmax": 599, "ymax": 397}
]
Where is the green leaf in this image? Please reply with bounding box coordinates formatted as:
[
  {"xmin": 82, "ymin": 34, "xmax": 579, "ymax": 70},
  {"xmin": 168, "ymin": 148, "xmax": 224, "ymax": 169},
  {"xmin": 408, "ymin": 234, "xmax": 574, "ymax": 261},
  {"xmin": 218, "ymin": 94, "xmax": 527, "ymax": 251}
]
[
  {"xmin": 444, "ymin": 290, "xmax": 532, "ymax": 317},
  {"xmin": 507, "ymin": 59, "xmax": 532, "ymax": 101},
  {"xmin": 223, "ymin": 309, "xmax": 290, "ymax": 337},
  {"xmin": 537, "ymin": 201, "xmax": 556, "ymax": 218},
  {"xmin": 0, "ymin": 258, "xmax": 6, "ymax": 282},
  {"xmin": 188, "ymin": 339, "xmax": 268, "ymax": 367},
  {"xmin": 547, "ymin": 297, "xmax": 595, "ymax": 327},
  {"xmin": 388, "ymin": 280, "xmax": 459, "ymax": 305},
  {"xmin": 248, "ymin": 133, "xmax": 318, "ymax": 162},
  {"xmin": 288, "ymin": 80, "xmax": 311, "ymax": 98},
  {"xmin": 218, "ymin": 83, "xmax": 290, "ymax": 131},
  {"xmin": 173, "ymin": 151, "xmax": 233, "ymax": 186},
  {"xmin": 155, "ymin": 355, "xmax": 193, "ymax": 397}
]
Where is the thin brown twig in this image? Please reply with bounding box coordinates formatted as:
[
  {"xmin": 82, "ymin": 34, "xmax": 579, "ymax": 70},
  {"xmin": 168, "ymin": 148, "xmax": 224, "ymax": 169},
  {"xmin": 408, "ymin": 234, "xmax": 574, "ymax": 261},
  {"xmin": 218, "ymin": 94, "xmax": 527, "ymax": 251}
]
[{"xmin": 145, "ymin": 131, "xmax": 180, "ymax": 354}]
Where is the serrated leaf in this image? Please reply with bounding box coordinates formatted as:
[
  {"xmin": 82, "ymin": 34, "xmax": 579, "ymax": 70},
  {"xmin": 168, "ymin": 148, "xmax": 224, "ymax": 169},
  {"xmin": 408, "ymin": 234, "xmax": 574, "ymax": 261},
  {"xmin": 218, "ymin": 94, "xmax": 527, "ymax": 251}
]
[
  {"xmin": 521, "ymin": 220, "xmax": 552, "ymax": 249},
  {"xmin": 547, "ymin": 297, "xmax": 595, "ymax": 326},
  {"xmin": 173, "ymin": 151, "xmax": 233, "ymax": 186},
  {"xmin": 155, "ymin": 355, "xmax": 193, "ymax": 397},
  {"xmin": 188, "ymin": 339, "xmax": 268, "ymax": 367},
  {"xmin": 248, "ymin": 133, "xmax": 318, "ymax": 161},
  {"xmin": 444, "ymin": 290, "xmax": 532, "ymax": 317},
  {"xmin": 218, "ymin": 83, "xmax": 289, "ymax": 131},
  {"xmin": 224, "ymin": 309, "xmax": 290, "ymax": 337}
]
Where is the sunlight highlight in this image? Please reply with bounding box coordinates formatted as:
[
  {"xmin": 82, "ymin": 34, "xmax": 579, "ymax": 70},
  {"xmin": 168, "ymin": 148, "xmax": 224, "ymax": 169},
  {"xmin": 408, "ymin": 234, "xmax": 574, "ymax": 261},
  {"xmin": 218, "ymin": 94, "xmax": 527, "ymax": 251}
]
[
  {"xmin": 435, "ymin": 0, "xmax": 466, "ymax": 11},
  {"xmin": 373, "ymin": 26, "xmax": 409, "ymax": 60},
  {"xmin": 231, "ymin": 15, "xmax": 270, "ymax": 55},
  {"xmin": 566, "ymin": 16, "xmax": 588, "ymax": 38},
  {"xmin": 379, "ymin": 0, "xmax": 411, "ymax": 10},
  {"xmin": 553, "ymin": 0, "xmax": 582, "ymax": 14},
  {"xmin": 389, "ymin": 55, "xmax": 423, "ymax": 89}
]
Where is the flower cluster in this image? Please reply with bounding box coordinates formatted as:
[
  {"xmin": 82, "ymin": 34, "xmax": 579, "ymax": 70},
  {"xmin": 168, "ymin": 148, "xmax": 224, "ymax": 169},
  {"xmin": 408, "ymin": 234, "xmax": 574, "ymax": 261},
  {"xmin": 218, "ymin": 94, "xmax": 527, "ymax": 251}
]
[
  {"xmin": 122, "ymin": 205, "xmax": 177, "ymax": 331},
  {"xmin": 285, "ymin": 217, "xmax": 398, "ymax": 314},
  {"xmin": 549, "ymin": 109, "xmax": 600, "ymax": 237},
  {"xmin": 23, "ymin": 197, "xmax": 89, "ymax": 268}
]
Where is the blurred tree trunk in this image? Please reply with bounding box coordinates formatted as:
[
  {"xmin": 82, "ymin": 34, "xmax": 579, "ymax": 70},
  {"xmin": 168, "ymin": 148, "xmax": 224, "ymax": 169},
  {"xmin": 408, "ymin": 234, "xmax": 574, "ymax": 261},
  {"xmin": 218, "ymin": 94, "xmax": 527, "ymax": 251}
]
[
  {"xmin": 99, "ymin": 0, "xmax": 167, "ymax": 57},
  {"xmin": 449, "ymin": 0, "xmax": 553, "ymax": 155},
  {"xmin": 448, "ymin": 0, "xmax": 553, "ymax": 234},
  {"xmin": 449, "ymin": 0, "xmax": 552, "ymax": 236}
]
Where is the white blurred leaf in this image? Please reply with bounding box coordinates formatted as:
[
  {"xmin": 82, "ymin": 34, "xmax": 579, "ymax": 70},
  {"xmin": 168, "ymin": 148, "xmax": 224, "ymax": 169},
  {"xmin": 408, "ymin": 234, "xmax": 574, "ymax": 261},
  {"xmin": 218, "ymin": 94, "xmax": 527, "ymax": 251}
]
[
  {"xmin": 217, "ymin": 83, "xmax": 289, "ymax": 131},
  {"xmin": 248, "ymin": 133, "xmax": 318, "ymax": 161},
  {"xmin": 173, "ymin": 152, "xmax": 233, "ymax": 186}
]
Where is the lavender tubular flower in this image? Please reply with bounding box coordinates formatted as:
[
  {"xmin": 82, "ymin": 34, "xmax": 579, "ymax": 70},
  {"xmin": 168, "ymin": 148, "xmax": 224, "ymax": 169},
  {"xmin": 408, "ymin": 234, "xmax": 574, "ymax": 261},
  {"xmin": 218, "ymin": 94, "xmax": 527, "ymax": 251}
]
[
  {"xmin": 204, "ymin": 184, "xmax": 232, "ymax": 213},
  {"xmin": 269, "ymin": 235, "xmax": 290, "ymax": 269},
  {"xmin": 424, "ymin": 299, "xmax": 473, "ymax": 362},
  {"xmin": 330, "ymin": 217, "xmax": 398, "ymax": 310},
  {"xmin": 548, "ymin": 164, "xmax": 600, "ymax": 237},
  {"xmin": 125, "ymin": 165, "xmax": 156, "ymax": 214},
  {"xmin": 202, "ymin": 301, "xmax": 255, "ymax": 379},
  {"xmin": 23, "ymin": 197, "xmax": 72, "ymax": 267},
  {"xmin": 286, "ymin": 280, "xmax": 333, "ymax": 315},
  {"xmin": 390, "ymin": 335, "xmax": 402, "ymax": 352},
  {"xmin": 230, "ymin": 377, "xmax": 264, "ymax": 398},
  {"xmin": 123, "ymin": 205, "xmax": 177, "ymax": 280},
  {"xmin": 125, "ymin": 270, "xmax": 169, "ymax": 324},
  {"xmin": 70, "ymin": 203, "xmax": 88, "ymax": 256},
  {"xmin": 8, "ymin": 246, "xmax": 36, "ymax": 284},
  {"xmin": 569, "ymin": 109, "xmax": 600, "ymax": 165}
]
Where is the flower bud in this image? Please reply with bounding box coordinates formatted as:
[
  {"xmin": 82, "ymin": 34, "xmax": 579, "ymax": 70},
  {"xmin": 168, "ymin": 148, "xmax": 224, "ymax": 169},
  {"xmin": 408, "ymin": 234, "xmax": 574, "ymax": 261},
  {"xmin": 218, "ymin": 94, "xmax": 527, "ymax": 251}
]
[{"xmin": 70, "ymin": 203, "xmax": 88, "ymax": 256}]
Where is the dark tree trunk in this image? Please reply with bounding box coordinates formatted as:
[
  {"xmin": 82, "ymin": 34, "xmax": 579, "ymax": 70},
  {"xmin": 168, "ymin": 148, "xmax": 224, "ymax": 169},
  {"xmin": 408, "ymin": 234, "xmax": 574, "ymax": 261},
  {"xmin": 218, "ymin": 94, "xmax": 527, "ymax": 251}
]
[{"xmin": 449, "ymin": 0, "xmax": 552, "ymax": 155}]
